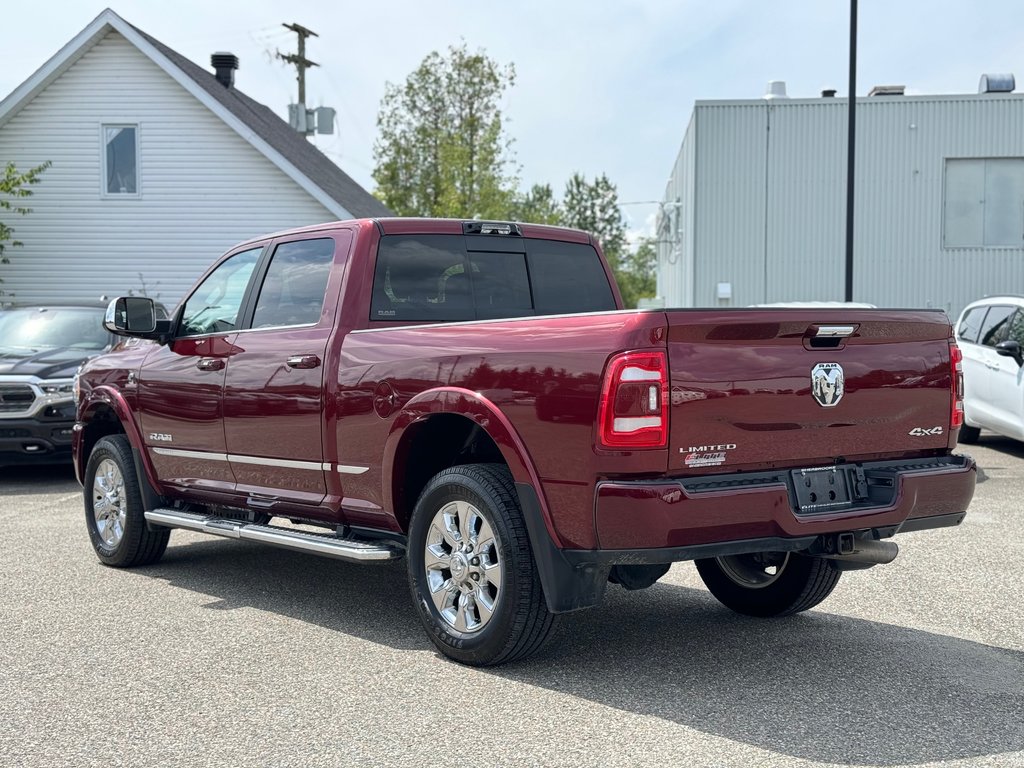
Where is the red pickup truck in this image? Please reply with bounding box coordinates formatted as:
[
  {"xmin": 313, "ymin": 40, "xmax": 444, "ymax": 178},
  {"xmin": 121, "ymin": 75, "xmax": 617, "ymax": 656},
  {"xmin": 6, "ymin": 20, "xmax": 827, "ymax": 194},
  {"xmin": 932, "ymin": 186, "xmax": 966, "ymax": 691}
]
[{"xmin": 74, "ymin": 218, "xmax": 976, "ymax": 666}]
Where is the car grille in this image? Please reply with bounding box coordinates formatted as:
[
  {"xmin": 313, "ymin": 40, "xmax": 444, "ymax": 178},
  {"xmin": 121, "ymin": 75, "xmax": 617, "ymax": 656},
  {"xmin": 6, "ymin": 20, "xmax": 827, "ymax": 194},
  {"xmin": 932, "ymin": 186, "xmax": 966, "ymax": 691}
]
[{"xmin": 0, "ymin": 384, "xmax": 37, "ymax": 414}]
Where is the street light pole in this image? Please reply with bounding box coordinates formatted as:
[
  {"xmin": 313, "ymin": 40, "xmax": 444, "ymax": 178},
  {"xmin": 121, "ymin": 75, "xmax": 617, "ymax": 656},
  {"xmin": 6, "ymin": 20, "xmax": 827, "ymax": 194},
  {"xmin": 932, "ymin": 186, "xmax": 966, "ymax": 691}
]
[{"xmin": 845, "ymin": 0, "xmax": 858, "ymax": 302}]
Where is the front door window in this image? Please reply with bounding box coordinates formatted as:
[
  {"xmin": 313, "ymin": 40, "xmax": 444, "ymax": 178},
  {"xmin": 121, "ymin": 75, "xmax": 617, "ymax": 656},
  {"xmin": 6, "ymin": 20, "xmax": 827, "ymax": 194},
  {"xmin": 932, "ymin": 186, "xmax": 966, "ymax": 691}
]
[{"xmin": 179, "ymin": 248, "xmax": 262, "ymax": 336}]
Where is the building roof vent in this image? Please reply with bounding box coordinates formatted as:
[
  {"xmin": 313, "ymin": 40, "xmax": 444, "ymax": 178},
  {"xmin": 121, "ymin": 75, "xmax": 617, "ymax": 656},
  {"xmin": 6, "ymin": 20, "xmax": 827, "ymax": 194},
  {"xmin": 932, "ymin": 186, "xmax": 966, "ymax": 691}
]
[
  {"xmin": 868, "ymin": 85, "xmax": 905, "ymax": 96},
  {"xmin": 979, "ymin": 73, "xmax": 1015, "ymax": 93},
  {"xmin": 764, "ymin": 80, "xmax": 788, "ymax": 100},
  {"xmin": 211, "ymin": 52, "xmax": 239, "ymax": 89},
  {"xmin": 821, "ymin": 89, "xmax": 837, "ymax": 98}
]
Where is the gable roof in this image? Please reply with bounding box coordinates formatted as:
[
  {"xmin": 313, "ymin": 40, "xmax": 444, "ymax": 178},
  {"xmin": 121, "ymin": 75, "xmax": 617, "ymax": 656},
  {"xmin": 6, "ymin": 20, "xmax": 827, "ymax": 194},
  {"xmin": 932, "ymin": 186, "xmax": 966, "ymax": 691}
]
[{"xmin": 0, "ymin": 8, "xmax": 392, "ymax": 220}]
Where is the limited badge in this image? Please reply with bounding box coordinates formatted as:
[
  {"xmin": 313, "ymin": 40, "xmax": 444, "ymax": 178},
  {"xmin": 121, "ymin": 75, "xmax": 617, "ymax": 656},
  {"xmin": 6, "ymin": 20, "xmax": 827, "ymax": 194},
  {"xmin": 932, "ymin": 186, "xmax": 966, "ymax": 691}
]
[{"xmin": 811, "ymin": 362, "xmax": 844, "ymax": 407}]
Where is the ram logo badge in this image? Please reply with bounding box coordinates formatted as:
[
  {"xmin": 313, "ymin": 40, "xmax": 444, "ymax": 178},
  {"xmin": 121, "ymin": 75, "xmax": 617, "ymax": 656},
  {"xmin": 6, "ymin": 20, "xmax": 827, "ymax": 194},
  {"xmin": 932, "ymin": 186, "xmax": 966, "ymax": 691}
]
[
  {"xmin": 149, "ymin": 433, "xmax": 173, "ymax": 442},
  {"xmin": 909, "ymin": 426, "xmax": 944, "ymax": 437},
  {"xmin": 811, "ymin": 362, "xmax": 844, "ymax": 407}
]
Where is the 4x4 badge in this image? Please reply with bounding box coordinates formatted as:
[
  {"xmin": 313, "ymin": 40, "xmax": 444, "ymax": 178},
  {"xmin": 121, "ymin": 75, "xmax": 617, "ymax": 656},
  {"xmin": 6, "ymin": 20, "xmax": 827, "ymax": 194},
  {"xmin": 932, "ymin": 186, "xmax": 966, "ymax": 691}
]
[{"xmin": 811, "ymin": 362, "xmax": 844, "ymax": 407}]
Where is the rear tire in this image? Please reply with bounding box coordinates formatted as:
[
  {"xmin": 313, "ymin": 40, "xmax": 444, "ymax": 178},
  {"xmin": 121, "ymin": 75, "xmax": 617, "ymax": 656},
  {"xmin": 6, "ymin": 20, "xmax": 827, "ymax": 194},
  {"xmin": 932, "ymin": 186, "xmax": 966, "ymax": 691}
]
[
  {"xmin": 695, "ymin": 552, "xmax": 841, "ymax": 617},
  {"xmin": 84, "ymin": 435, "xmax": 169, "ymax": 567},
  {"xmin": 958, "ymin": 424, "xmax": 981, "ymax": 444},
  {"xmin": 407, "ymin": 464, "xmax": 558, "ymax": 666}
]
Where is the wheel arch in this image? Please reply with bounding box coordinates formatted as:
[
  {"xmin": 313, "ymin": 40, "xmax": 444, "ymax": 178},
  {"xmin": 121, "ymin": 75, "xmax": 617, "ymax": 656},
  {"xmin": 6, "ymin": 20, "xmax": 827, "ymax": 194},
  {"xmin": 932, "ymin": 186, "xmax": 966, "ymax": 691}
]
[
  {"xmin": 77, "ymin": 387, "xmax": 164, "ymax": 508},
  {"xmin": 384, "ymin": 387, "xmax": 557, "ymax": 542}
]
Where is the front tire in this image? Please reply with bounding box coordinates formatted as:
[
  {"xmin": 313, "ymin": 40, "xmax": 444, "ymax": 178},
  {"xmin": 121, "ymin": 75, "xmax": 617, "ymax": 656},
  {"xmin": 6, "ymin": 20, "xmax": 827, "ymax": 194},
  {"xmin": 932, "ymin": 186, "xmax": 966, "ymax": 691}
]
[
  {"xmin": 407, "ymin": 464, "xmax": 557, "ymax": 666},
  {"xmin": 695, "ymin": 551, "xmax": 841, "ymax": 617},
  {"xmin": 84, "ymin": 435, "xmax": 169, "ymax": 567}
]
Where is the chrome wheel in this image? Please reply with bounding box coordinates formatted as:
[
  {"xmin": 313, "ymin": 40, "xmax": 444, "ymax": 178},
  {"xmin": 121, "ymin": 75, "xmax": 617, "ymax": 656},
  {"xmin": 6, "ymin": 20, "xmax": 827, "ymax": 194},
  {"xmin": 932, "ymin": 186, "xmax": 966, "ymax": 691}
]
[
  {"xmin": 423, "ymin": 500, "xmax": 503, "ymax": 634},
  {"xmin": 92, "ymin": 458, "xmax": 126, "ymax": 548},
  {"xmin": 716, "ymin": 552, "xmax": 790, "ymax": 589}
]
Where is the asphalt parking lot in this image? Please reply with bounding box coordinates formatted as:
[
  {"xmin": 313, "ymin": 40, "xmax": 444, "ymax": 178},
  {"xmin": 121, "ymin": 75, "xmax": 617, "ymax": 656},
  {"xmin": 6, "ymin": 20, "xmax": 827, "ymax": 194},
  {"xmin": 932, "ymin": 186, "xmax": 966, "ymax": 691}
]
[{"xmin": 2, "ymin": 438, "xmax": 1022, "ymax": 768}]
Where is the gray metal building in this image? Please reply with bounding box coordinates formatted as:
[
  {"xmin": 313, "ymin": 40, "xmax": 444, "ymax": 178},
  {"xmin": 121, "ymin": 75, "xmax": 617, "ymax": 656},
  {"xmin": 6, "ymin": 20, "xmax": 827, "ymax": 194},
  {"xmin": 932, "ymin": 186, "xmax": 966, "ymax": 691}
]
[{"xmin": 656, "ymin": 80, "xmax": 1024, "ymax": 319}]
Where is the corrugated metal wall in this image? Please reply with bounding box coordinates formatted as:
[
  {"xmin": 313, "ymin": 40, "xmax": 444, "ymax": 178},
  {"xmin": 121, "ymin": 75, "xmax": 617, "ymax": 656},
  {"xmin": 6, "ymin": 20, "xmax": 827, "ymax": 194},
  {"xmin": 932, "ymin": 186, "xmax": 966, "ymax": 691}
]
[
  {"xmin": 765, "ymin": 100, "xmax": 847, "ymax": 302},
  {"xmin": 855, "ymin": 95, "xmax": 1024, "ymax": 316},
  {"xmin": 692, "ymin": 103, "xmax": 768, "ymax": 307},
  {"xmin": 657, "ymin": 115, "xmax": 696, "ymax": 306},
  {"xmin": 658, "ymin": 93, "xmax": 1024, "ymax": 318},
  {"xmin": 0, "ymin": 32, "xmax": 336, "ymax": 308}
]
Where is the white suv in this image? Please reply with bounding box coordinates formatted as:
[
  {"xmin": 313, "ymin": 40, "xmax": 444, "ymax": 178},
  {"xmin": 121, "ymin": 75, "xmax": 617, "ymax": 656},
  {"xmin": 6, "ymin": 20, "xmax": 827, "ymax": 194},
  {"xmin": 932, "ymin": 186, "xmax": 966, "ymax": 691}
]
[{"xmin": 954, "ymin": 296, "xmax": 1024, "ymax": 443}]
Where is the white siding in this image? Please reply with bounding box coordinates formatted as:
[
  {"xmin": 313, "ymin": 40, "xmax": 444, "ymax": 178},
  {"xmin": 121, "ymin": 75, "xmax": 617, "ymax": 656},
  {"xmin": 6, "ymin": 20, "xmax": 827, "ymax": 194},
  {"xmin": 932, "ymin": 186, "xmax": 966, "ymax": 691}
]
[
  {"xmin": 659, "ymin": 93, "xmax": 1024, "ymax": 317},
  {"xmin": 0, "ymin": 32, "xmax": 335, "ymax": 307}
]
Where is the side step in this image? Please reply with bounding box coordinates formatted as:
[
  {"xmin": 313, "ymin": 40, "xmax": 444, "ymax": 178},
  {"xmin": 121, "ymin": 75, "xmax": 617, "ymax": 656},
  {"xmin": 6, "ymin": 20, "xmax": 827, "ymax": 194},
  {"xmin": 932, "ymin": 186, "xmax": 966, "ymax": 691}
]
[{"xmin": 144, "ymin": 508, "xmax": 403, "ymax": 563}]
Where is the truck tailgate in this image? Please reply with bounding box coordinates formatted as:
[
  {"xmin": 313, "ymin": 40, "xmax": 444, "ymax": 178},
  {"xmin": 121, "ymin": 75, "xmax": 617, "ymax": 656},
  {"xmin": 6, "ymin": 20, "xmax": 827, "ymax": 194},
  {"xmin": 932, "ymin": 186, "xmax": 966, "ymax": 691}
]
[{"xmin": 665, "ymin": 309, "xmax": 955, "ymax": 473}]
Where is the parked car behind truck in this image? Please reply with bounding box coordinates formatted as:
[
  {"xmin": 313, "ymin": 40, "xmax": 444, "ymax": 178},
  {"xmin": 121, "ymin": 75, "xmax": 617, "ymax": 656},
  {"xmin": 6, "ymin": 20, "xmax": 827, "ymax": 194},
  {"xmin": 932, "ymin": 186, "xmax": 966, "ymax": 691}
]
[
  {"xmin": 74, "ymin": 218, "xmax": 976, "ymax": 666},
  {"xmin": 0, "ymin": 305, "xmax": 110, "ymax": 466},
  {"xmin": 955, "ymin": 295, "xmax": 1024, "ymax": 444}
]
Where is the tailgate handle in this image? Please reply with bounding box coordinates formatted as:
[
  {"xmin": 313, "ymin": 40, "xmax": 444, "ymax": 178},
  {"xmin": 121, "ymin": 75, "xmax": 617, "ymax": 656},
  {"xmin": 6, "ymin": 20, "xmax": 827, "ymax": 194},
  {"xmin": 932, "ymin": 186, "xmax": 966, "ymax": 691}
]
[
  {"xmin": 814, "ymin": 325, "xmax": 856, "ymax": 338},
  {"xmin": 806, "ymin": 325, "xmax": 857, "ymax": 350}
]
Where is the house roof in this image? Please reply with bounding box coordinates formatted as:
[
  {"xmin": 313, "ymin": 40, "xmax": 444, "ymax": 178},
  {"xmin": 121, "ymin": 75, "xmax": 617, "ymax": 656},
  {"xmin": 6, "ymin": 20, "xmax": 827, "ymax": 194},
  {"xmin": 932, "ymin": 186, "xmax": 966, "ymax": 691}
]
[{"xmin": 0, "ymin": 8, "xmax": 392, "ymax": 220}]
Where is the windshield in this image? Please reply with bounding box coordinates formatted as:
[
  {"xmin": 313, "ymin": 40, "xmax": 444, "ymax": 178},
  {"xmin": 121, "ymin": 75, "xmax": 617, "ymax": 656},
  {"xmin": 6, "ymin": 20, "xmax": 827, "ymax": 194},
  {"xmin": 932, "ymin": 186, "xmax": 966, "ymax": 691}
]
[{"xmin": 0, "ymin": 307, "xmax": 110, "ymax": 351}]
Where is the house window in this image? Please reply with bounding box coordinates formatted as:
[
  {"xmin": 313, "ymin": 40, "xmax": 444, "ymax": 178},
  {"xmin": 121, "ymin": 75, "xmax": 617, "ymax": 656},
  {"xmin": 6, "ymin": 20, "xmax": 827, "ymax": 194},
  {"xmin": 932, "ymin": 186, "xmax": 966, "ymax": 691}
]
[
  {"xmin": 944, "ymin": 158, "xmax": 1024, "ymax": 248},
  {"xmin": 102, "ymin": 125, "xmax": 138, "ymax": 195}
]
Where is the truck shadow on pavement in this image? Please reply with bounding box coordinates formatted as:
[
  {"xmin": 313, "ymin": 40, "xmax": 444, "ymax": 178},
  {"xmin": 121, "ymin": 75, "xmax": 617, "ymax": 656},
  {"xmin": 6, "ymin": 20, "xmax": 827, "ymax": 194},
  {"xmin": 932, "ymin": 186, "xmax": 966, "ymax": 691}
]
[
  {"xmin": 150, "ymin": 539, "xmax": 1023, "ymax": 766},
  {"xmin": 0, "ymin": 464, "xmax": 79, "ymax": 496},
  {"xmin": 969, "ymin": 433, "xmax": 1024, "ymax": 460}
]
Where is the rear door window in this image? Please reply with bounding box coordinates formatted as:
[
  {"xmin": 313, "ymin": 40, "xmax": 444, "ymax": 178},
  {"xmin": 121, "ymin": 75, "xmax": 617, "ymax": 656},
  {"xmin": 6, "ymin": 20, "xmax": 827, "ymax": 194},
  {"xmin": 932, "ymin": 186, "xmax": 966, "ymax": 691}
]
[
  {"xmin": 956, "ymin": 306, "xmax": 988, "ymax": 344},
  {"xmin": 252, "ymin": 238, "xmax": 335, "ymax": 328},
  {"xmin": 978, "ymin": 305, "xmax": 1015, "ymax": 347}
]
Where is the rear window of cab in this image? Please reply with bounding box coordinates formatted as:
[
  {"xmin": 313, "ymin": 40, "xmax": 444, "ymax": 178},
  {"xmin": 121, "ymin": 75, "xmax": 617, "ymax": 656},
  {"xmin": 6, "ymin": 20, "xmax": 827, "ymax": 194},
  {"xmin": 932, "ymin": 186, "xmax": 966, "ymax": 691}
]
[{"xmin": 370, "ymin": 234, "xmax": 615, "ymax": 322}]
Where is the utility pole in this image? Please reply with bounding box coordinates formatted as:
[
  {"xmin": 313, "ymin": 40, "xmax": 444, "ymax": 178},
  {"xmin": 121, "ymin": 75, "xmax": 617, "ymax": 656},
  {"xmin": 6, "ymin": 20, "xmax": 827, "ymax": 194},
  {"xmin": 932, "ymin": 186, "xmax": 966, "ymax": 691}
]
[
  {"xmin": 844, "ymin": 0, "xmax": 858, "ymax": 302},
  {"xmin": 277, "ymin": 22, "xmax": 319, "ymax": 105}
]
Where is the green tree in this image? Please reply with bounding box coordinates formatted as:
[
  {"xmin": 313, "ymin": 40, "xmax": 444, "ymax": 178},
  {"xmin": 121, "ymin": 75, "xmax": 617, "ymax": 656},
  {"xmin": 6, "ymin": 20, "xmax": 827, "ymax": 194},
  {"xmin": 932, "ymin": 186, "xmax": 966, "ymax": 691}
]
[
  {"xmin": 560, "ymin": 172, "xmax": 628, "ymax": 270},
  {"xmin": 0, "ymin": 160, "xmax": 51, "ymax": 285},
  {"xmin": 615, "ymin": 236, "xmax": 657, "ymax": 309},
  {"xmin": 509, "ymin": 183, "xmax": 562, "ymax": 225},
  {"xmin": 373, "ymin": 44, "xmax": 518, "ymax": 218},
  {"xmin": 556, "ymin": 173, "xmax": 657, "ymax": 307}
]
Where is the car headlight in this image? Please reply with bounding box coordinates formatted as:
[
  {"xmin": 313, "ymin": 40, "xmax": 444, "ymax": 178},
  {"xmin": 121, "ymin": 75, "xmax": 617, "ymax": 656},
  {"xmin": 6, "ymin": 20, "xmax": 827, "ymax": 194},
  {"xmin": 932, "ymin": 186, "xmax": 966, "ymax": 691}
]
[{"xmin": 40, "ymin": 379, "xmax": 76, "ymax": 405}]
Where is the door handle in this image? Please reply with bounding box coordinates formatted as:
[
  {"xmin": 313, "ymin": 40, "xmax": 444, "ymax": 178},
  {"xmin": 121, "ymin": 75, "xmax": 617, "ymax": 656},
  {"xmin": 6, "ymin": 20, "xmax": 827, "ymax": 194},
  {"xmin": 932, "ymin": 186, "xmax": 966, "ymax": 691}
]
[
  {"xmin": 287, "ymin": 354, "xmax": 322, "ymax": 369},
  {"xmin": 196, "ymin": 358, "xmax": 225, "ymax": 371}
]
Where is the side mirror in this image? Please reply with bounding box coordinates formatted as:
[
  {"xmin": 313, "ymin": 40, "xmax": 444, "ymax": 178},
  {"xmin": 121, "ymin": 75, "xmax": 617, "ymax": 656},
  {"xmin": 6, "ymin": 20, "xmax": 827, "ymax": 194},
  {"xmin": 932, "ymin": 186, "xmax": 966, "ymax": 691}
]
[
  {"xmin": 995, "ymin": 339, "xmax": 1024, "ymax": 367},
  {"xmin": 104, "ymin": 296, "xmax": 156, "ymax": 335}
]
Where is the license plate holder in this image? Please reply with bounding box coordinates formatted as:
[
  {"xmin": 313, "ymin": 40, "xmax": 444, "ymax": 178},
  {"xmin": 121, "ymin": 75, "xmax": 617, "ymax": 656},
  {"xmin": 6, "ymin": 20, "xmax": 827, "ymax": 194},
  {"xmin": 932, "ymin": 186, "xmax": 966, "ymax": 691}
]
[{"xmin": 791, "ymin": 466, "xmax": 853, "ymax": 514}]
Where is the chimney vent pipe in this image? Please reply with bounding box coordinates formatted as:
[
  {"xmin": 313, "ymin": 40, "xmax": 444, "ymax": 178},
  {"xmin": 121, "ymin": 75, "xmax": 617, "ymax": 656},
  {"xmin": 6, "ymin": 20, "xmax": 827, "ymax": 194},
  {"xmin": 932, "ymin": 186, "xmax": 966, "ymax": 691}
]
[{"xmin": 211, "ymin": 52, "xmax": 239, "ymax": 88}]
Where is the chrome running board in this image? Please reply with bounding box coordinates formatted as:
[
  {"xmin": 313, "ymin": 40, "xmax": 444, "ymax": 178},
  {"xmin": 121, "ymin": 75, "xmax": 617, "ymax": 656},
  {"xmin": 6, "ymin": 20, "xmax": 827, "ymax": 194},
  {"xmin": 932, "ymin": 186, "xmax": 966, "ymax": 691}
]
[{"xmin": 144, "ymin": 508, "xmax": 402, "ymax": 563}]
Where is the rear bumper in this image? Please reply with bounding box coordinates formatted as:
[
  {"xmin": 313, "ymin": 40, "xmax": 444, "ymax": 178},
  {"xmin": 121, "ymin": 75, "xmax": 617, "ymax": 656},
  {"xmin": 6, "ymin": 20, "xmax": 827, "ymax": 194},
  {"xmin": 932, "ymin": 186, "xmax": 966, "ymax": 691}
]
[
  {"xmin": 516, "ymin": 456, "xmax": 975, "ymax": 614},
  {"xmin": 594, "ymin": 454, "xmax": 976, "ymax": 551}
]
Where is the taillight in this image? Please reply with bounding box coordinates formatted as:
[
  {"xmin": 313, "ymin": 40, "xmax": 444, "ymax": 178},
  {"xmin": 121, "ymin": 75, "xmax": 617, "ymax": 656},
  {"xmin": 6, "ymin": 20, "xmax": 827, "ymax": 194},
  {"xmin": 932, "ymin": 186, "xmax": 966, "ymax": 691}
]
[
  {"xmin": 950, "ymin": 342, "xmax": 964, "ymax": 429},
  {"xmin": 598, "ymin": 350, "xmax": 668, "ymax": 449}
]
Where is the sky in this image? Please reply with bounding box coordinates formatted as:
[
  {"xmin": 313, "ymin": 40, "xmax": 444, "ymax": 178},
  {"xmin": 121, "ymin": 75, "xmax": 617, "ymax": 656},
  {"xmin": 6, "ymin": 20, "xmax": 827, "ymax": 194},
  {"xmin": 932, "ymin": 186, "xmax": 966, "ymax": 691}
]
[{"xmin": 2, "ymin": 1, "xmax": 1023, "ymax": 239}]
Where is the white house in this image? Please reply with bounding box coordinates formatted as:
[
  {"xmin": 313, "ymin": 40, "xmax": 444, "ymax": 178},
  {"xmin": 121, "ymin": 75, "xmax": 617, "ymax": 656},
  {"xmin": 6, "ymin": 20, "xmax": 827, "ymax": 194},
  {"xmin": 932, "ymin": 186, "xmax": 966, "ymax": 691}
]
[
  {"xmin": 0, "ymin": 8, "xmax": 391, "ymax": 307},
  {"xmin": 656, "ymin": 80, "xmax": 1024, "ymax": 319}
]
